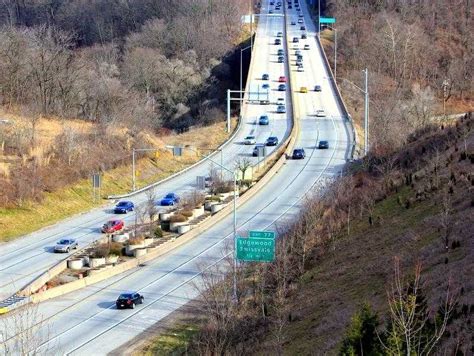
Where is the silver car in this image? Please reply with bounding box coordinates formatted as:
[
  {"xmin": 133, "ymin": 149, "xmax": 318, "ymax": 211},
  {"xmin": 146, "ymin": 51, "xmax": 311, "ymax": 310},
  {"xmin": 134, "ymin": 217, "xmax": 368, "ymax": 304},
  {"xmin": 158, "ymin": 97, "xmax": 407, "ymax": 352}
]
[
  {"xmin": 54, "ymin": 239, "xmax": 78, "ymax": 253},
  {"xmin": 244, "ymin": 135, "xmax": 257, "ymax": 145}
]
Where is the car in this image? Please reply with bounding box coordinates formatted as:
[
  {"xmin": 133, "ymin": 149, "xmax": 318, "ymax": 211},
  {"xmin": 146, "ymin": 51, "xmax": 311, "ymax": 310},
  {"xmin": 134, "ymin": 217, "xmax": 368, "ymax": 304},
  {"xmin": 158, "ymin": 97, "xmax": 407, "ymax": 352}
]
[
  {"xmin": 300, "ymin": 26, "xmax": 306, "ymax": 30},
  {"xmin": 298, "ymin": 18, "xmax": 303, "ymax": 24},
  {"xmin": 269, "ymin": 9, "xmax": 274, "ymax": 13},
  {"xmin": 301, "ymin": 33, "xmax": 307, "ymax": 39},
  {"xmin": 54, "ymin": 239, "xmax": 78, "ymax": 253},
  {"xmin": 304, "ymin": 44, "xmax": 310, "ymax": 50},
  {"xmin": 318, "ymin": 140, "xmax": 329, "ymax": 149},
  {"xmin": 270, "ymin": 1, "xmax": 274, "ymax": 4},
  {"xmin": 252, "ymin": 144, "xmax": 266, "ymax": 157},
  {"xmin": 278, "ymin": 56, "xmax": 284, "ymax": 63},
  {"xmin": 277, "ymin": 104, "xmax": 286, "ymax": 113},
  {"xmin": 277, "ymin": 32, "xmax": 283, "ymax": 37},
  {"xmin": 277, "ymin": 97, "xmax": 285, "ymax": 104},
  {"xmin": 291, "ymin": 21, "xmax": 296, "ymax": 25},
  {"xmin": 101, "ymin": 219, "xmax": 124, "ymax": 233},
  {"xmin": 299, "ymin": 13, "xmax": 304, "ymax": 18},
  {"xmin": 278, "ymin": 76, "xmax": 287, "ymax": 82},
  {"xmin": 288, "ymin": 5, "xmax": 292, "ymax": 9},
  {"xmin": 278, "ymin": 84, "xmax": 287, "ymax": 91},
  {"xmin": 293, "ymin": 37, "xmax": 299, "ymax": 43},
  {"xmin": 296, "ymin": 54, "xmax": 303, "ymax": 61},
  {"xmin": 259, "ymin": 115, "xmax": 270, "ymax": 125},
  {"xmin": 300, "ymin": 86, "xmax": 308, "ymax": 93},
  {"xmin": 116, "ymin": 292, "xmax": 144, "ymax": 309},
  {"xmin": 244, "ymin": 135, "xmax": 257, "ymax": 145},
  {"xmin": 274, "ymin": 38, "xmax": 281, "ymax": 45},
  {"xmin": 266, "ymin": 136, "xmax": 279, "ymax": 146},
  {"xmin": 296, "ymin": 59, "xmax": 302, "ymax": 66},
  {"xmin": 262, "ymin": 83, "xmax": 270, "ymax": 89},
  {"xmin": 277, "ymin": 49, "xmax": 284, "ymax": 56},
  {"xmin": 314, "ymin": 85, "xmax": 322, "ymax": 92},
  {"xmin": 292, "ymin": 148, "xmax": 306, "ymax": 159},
  {"xmin": 297, "ymin": 65, "xmax": 304, "ymax": 72},
  {"xmin": 160, "ymin": 192, "xmax": 180, "ymax": 206},
  {"xmin": 204, "ymin": 176, "xmax": 213, "ymax": 188},
  {"xmin": 295, "ymin": 49, "xmax": 302, "ymax": 55},
  {"xmin": 262, "ymin": 73, "xmax": 269, "ymax": 80},
  {"xmin": 114, "ymin": 201, "xmax": 134, "ymax": 214},
  {"xmin": 316, "ymin": 109, "xmax": 326, "ymax": 117}
]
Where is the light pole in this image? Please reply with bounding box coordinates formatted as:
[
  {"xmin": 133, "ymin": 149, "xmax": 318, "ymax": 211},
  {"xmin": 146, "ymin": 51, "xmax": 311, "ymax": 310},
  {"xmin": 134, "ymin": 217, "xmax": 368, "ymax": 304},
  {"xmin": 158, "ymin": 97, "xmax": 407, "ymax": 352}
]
[
  {"xmin": 132, "ymin": 147, "xmax": 163, "ymax": 191},
  {"xmin": 240, "ymin": 45, "xmax": 252, "ymax": 115},
  {"xmin": 318, "ymin": 0, "xmax": 321, "ymax": 38},
  {"xmin": 342, "ymin": 69, "xmax": 369, "ymax": 155},
  {"xmin": 169, "ymin": 146, "xmax": 239, "ymax": 301}
]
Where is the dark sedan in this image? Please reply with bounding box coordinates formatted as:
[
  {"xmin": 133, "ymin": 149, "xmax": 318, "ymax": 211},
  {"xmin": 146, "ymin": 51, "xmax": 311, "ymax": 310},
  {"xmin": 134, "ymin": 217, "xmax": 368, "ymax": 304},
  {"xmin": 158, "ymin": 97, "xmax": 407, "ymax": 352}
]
[
  {"xmin": 318, "ymin": 140, "xmax": 329, "ymax": 149},
  {"xmin": 292, "ymin": 148, "xmax": 306, "ymax": 159},
  {"xmin": 116, "ymin": 292, "xmax": 144, "ymax": 309},
  {"xmin": 266, "ymin": 136, "xmax": 279, "ymax": 146},
  {"xmin": 114, "ymin": 201, "xmax": 134, "ymax": 214}
]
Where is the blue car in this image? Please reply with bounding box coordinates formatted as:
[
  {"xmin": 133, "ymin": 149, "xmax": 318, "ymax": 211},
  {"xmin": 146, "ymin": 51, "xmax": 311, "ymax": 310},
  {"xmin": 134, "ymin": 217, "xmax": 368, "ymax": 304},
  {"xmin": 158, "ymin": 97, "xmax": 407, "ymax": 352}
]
[
  {"xmin": 160, "ymin": 193, "xmax": 180, "ymax": 206},
  {"xmin": 114, "ymin": 201, "xmax": 134, "ymax": 213},
  {"xmin": 262, "ymin": 83, "xmax": 270, "ymax": 89},
  {"xmin": 259, "ymin": 115, "xmax": 270, "ymax": 125}
]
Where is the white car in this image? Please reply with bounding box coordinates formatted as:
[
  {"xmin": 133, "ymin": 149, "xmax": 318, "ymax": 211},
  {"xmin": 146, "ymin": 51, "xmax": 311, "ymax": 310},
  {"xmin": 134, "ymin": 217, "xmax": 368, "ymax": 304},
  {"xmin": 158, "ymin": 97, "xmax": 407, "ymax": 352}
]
[
  {"xmin": 244, "ymin": 135, "xmax": 257, "ymax": 145},
  {"xmin": 316, "ymin": 110, "xmax": 326, "ymax": 117},
  {"xmin": 277, "ymin": 97, "xmax": 285, "ymax": 105},
  {"xmin": 297, "ymin": 66, "xmax": 304, "ymax": 72}
]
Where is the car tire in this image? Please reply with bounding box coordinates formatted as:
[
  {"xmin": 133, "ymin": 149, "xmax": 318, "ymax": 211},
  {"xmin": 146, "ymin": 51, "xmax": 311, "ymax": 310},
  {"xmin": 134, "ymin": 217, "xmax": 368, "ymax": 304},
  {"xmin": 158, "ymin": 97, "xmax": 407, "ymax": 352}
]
[
  {"xmin": 131, "ymin": 302, "xmax": 135, "ymax": 309},
  {"xmin": 66, "ymin": 248, "xmax": 70, "ymax": 253}
]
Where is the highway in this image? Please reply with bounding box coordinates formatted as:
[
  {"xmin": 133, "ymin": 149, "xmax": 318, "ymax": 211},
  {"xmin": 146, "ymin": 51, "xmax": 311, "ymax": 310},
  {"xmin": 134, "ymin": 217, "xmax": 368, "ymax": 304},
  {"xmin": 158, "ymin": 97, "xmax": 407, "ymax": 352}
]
[
  {"xmin": 0, "ymin": 1, "xmax": 291, "ymax": 301},
  {"xmin": 0, "ymin": 0, "xmax": 353, "ymax": 354}
]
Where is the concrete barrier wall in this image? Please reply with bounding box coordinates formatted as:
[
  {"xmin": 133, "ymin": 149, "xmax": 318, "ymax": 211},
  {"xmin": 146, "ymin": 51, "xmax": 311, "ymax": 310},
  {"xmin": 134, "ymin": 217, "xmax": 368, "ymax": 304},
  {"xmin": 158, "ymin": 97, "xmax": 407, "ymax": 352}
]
[
  {"xmin": 314, "ymin": 35, "xmax": 357, "ymax": 158},
  {"xmin": 24, "ymin": 10, "xmax": 302, "ymax": 305},
  {"xmin": 19, "ymin": 260, "xmax": 68, "ymax": 296}
]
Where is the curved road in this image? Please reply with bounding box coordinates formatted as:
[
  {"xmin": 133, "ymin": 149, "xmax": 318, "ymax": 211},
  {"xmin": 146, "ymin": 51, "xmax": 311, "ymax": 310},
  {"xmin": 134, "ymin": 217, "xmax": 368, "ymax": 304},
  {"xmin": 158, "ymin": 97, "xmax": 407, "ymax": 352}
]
[
  {"xmin": 0, "ymin": 1, "xmax": 291, "ymax": 300},
  {"xmin": 1, "ymin": 0, "xmax": 352, "ymax": 354}
]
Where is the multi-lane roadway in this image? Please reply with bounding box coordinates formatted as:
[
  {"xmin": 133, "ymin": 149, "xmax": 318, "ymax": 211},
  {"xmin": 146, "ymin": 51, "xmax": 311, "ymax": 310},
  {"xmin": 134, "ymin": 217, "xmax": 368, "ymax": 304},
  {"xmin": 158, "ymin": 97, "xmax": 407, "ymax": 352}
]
[{"xmin": 0, "ymin": 0, "xmax": 352, "ymax": 354}]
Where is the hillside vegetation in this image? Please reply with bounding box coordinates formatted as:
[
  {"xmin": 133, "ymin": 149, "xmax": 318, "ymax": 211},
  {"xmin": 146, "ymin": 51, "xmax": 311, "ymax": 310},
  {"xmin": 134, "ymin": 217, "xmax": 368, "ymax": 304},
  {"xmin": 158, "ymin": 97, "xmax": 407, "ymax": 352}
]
[
  {"xmin": 0, "ymin": 0, "xmax": 248, "ymax": 219},
  {"xmin": 136, "ymin": 114, "xmax": 473, "ymax": 355}
]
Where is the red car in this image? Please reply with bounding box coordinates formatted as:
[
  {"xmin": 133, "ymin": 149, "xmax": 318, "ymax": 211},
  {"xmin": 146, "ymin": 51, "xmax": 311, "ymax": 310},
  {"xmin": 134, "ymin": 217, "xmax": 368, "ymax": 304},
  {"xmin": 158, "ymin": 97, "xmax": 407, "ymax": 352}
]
[
  {"xmin": 101, "ymin": 219, "xmax": 124, "ymax": 233},
  {"xmin": 278, "ymin": 76, "xmax": 287, "ymax": 82}
]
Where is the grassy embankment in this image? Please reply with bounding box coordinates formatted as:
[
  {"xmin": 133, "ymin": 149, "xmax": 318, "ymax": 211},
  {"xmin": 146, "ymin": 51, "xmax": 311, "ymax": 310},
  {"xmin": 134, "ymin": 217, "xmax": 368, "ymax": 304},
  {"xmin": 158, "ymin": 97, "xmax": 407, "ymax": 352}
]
[{"xmin": 0, "ymin": 118, "xmax": 236, "ymax": 242}]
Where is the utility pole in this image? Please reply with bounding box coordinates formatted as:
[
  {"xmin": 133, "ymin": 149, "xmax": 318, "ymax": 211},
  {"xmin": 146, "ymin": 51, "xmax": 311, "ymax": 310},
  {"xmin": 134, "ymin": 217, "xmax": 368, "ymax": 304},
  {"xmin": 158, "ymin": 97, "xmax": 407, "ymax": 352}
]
[
  {"xmin": 249, "ymin": 0, "xmax": 253, "ymax": 51},
  {"xmin": 227, "ymin": 89, "xmax": 231, "ymax": 133},
  {"xmin": 132, "ymin": 148, "xmax": 136, "ymax": 191},
  {"xmin": 334, "ymin": 29, "xmax": 337, "ymax": 79},
  {"xmin": 442, "ymin": 79, "xmax": 449, "ymax": 119},
  {"xmin": 364, "ymin": 68, "xmax": 369, "ymax": 156}
]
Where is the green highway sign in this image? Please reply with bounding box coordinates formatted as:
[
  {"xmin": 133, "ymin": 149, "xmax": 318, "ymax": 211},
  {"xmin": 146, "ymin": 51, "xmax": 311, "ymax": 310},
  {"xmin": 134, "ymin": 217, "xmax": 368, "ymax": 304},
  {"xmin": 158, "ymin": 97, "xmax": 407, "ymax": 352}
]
[
  {"xmin": 320, "ymin": 17, "xmax": 336, "ymax": 24},
  {"xmin": 249, "ymin": 230, "xmax": 276, "ymax": 239},
  {"xmin": 237, "ymin": 237, "xmax": 275, "ymax": 262}
]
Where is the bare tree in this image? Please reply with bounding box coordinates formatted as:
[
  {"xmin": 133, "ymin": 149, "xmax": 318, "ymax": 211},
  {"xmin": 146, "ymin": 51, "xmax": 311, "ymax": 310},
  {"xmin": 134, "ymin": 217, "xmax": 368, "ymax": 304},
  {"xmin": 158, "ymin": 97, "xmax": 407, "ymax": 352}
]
[
  {"xmin": 381, "ymin": 258, "xmax": 457, "ymax": 355},
  {"xmin": 235, "ymin": 158, "xmax": 252, "ymax": 185},
  {"xmin": 438, "ymin": 188, "xmax": 454, "ymax": 250}
]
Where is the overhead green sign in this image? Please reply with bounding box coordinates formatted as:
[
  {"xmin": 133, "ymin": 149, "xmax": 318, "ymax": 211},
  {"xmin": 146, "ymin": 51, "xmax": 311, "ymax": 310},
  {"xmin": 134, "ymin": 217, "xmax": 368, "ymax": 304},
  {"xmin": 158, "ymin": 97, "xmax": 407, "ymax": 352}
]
[
  {"xmin": 237, "ymin": 237, "xmax": 275, "ymax": 262},
  {"xmin": 249, "ymin": 230, "xmax": 276, "ymax": 239},
  {"xmin": 320, "ymin": 17, "xmax": 336, "ymax": 24}
]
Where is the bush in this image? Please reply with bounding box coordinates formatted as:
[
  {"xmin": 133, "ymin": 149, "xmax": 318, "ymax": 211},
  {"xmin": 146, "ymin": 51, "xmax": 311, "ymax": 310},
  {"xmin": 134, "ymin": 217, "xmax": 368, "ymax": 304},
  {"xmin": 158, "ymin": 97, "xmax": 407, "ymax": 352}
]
[
  {"xmin": 161, "ymin": 220, "xmax": 170, "ymax": 231},
  {"xmin": 154, "ymin": 227, "xmax": 163, "ymax": 238},
  {"xmin": 180, "ymin": 210, "xmax": 193, "ymax": 218},
  {"xmin": 128, "ymin": 236, "xmax": 144, "ymax": 245},
  {"xmin": 170, "ymin": 214, "xmax": 187, "ymax": 223},
  {"xmin": 206, "ymin": 195, "xmax": 222, "ymax": 202},
  {"xmin": 91, "ymin": 244, "xmax": 110, "ymax": 258},
  {"xmin": 109, "ymin": 242, "xmax": 124, "ymax": 256}
]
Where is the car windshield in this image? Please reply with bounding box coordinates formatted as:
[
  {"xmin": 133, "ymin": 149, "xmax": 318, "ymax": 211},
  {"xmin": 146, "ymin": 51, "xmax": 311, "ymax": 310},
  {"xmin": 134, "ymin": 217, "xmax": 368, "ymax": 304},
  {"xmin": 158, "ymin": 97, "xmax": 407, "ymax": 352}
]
[
  {"xmin": 117, "ymin": 202, "xmax": 128, "ymax": 206},
  {"xmin": 118, "ymin": 293, "xmax": 133, "ymax": 299},
  {"xmin": 58, "ymin": 239, "xmax": 70, "ymax": 245},
  {"xmin": 165, "ymin": 194, "xmax": 174, "ymax": 199}
]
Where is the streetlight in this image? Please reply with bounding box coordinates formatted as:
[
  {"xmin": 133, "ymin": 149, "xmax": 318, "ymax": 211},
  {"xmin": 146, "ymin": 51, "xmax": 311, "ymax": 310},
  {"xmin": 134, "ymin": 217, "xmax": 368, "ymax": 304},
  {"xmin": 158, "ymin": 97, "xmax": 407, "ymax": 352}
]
[
  {"xmin": 240, "ymin": 45, "xmax": 252, "ymax": 115},
  {"xmin": 342, "ymin": 69, "xmax": 369, "ymax": 155},
  {"xmin": 169, "ymin": 146, "xmax": 239, "ymax": 302}
]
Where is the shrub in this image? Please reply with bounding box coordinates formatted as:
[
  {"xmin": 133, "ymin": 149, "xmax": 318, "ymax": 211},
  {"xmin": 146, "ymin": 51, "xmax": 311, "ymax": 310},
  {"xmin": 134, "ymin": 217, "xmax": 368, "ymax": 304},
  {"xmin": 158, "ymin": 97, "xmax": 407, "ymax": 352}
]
[
  {"xmin": 128, "ymin": 236, "xmax": 144, "ymax": 245},
  {"xmin": 109, "ymin": 242, "xmax": 124, "ymax": 256},
  {"xmin": 206, "ymin": 195, "xmax": 222, "ymax": 202},
  {"xmin": 154, "ymin": 227, "xmax": 163, "ymax": 238},
  {"xmin": 170, "ymin": 214, "xmax": 187, "ymax": 223},
  {"xmin": 180, "ymin": 210, "xmax": 193, "ymax": 218},
  {"xmin": 161, "ymin": 220, "xmax": 170, "ymax": 231},
  {"xmin": 91, "ymin": 244, "xmax": 110, "ymax": 258}
]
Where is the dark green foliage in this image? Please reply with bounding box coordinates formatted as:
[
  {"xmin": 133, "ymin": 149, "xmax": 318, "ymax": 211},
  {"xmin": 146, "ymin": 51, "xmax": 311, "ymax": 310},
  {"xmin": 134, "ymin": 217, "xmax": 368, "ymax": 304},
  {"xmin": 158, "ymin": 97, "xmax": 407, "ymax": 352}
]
[
  {"xmin": 154, "ymin": 227, "xmax": 163, "ymax": 238},
  {"xmin": 339, "ymin": 304, "xmax": 382, "ymax": 356}
]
